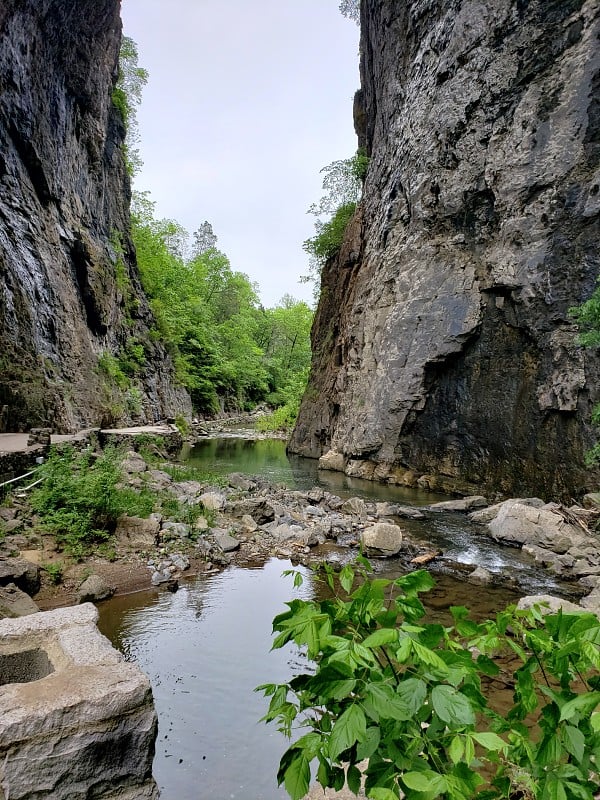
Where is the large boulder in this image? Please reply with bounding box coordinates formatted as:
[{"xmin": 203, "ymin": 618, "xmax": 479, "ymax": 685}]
[
  {"xmin": 517, "ymin": 595, "xmax": 586, "ymax": 616},
  {"xmin": 0, "ymin": 583, "xmax": 39, "ymax": 619},
  {"xmin": 360, "ymin": 522, "xmax": 403, "ymax": 557},
  {"xmin": 0, "ymin": 558, "xmax": 41, "ymax": 595},
  {"xmin": 115, "ymin": 515, "xmax": 160, "ymax": 549},
  {"xmin": 77, "ymin": 574, "xmax": 114, "ymax": 604},
  {"xmin": 318, "ymin": 451, "xmax": 346, "ymax": 472},
  {"xmin": 487, "ymin": 501, "xmax": 584, "ymax": 552}
]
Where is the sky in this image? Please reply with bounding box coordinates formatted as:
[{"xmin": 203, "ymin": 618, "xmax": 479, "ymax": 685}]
[{"xmin": 120, "ymin": 0, "xmax": 360, "ymax": 307}]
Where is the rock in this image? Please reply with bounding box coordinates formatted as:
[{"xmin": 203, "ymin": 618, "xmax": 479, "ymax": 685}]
[
  {"xmin": 487, "ymin": 501, "xmax": 584, "ymax": 552},
  {"xmin": 115, "ymin": 515, "xmax": 160, "ymax": 549},
  {"xmin": 147, "ymin": 469, "xmax": 173, "ymax": 488},
  {"xmin": 582, "ymin": 493, "xmax": 600, "ymax": 510},
  {"xmin": 230, "ymin": 498, "xmax": 275, "ymax": 524},
  {"xmin": 160, "ymin": 522, "xmax": 191, "ymax": 540},
  {"xmin": 517, "ymin": 595, "xmax": 586, "ymax": 616},
  {"xmin": 213, "ymin": 530, "xmax": 240, "ymax": 553},
  {"xmin": 341, "ymin": 497, "xmax": 367, "ymax": 517},
  {"xmin": 77, "ymin": 574, "xmax": 114, "ymax": 604},
  {"xmin": 0, "ymin": 508, "xmax": 17, "ymax": 522},
  {"xmin": 1, "ymin": 518, "xmax": 24, "ymax": 535},
  {"xmin": 266, "ymin": 523, "xmax": 309, "ymax": 545},
  {"xmin": 26, "ymin": 428, "xmax": 51, "ymax": 447},
  {"xmin": 469, "ymin": 498, "xmax": 545, "ymax": 524},
  {"xmin": 0, "ymin": 583, "xmax": 39, "ymax": 618},
  {"xmin": 199, "ymin": 491, "xmax": 227, "ymax": 511},
  {"xmin": 170, "ymin": 554, "xmax": 190, "ymax": 572},
  {"xmin": 0, "ymin": 558, "xmax": 41, "ymax": 595},
  {"xmin": 121, "ymin": 452, "xmax": 148, "ymax": 474},
  {"xmin": 228, "ymin": 473, "xmax": 256, "ymax": 491},
  {"xmin": 467, "ymin": 567, "xmax": 493, "ymax": 586},
  {"xmin": 194, "ymin": 516, "xmax": 210, "ymax": 532},
  {"xmin": 288, "ymin": 0, "xmax": 600, "ymax": 502},
  {"xmin": 318, "ymin": 450, "xmax": 346, "ymax": 472},
  {"xmin": 0, "ymin": 605, "xmax": 159, "ymax": 798},
  {"xmin": 395, "ymin": 505, "xmax": 426, "ymax": 520},
  {"xmin": 522, "ymin": 545, "xmax": 576, "ymax": 575},
  {"xmin": 151, "ymin": 570, "xmax": 172, "ymax": 586},
  {"xmin": 240, "ymin": 514, "xmax": 258, "ymax": 532},
  {"xmin": 429, "ymin": 496, "xmax": 488, "ymax": 512},
  {"xmin": 360, "ymin": 522, "xmax": 403, "ymax": 556}
]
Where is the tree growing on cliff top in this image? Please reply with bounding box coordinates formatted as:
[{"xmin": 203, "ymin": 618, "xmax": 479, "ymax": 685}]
[
  {"xmin": 339, "ymin": 0, "xmax": 360, "ymax": 23},
  {"xmin": 113, "ymin": 36, "xmax": 148, "ymax": 176}
]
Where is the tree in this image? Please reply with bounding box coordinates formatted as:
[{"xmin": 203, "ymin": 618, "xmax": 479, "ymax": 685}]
[
  {"xmin": 192, "ymin": 221, "xmax": 218, "ymax": 257},
  {"xmin": 339, "ymin": 0, "xmax": 360, "ymax": 23},
  {"xmin": 113, "ymin": 36, "xmax": 148, "ymax": 176}
]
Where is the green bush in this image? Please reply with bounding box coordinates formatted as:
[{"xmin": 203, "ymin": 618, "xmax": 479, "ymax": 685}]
[
  {"xmin": 30, "ymin": 446, "xmax": 153, "ymax": 558},
  {"xmin": 303, "ymin": 201, "xmax": 357, "ymax": 265},
  {"xmin": 259, "ymin": 561, "xmax": 600, "ymax": 800},
  {"xmin": 42, "ymin": 562, "xmax": 63, "ymax": 585}
]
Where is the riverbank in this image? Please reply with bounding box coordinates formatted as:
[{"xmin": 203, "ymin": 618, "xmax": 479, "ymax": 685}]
[{"xmin": 2, "ymin": 434, "xmax": 600, "ymax": 619}]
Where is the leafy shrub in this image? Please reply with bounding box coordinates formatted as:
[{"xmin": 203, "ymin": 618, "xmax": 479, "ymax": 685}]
[
  {"xmin": 259, "ymin": 561, "xmax": 600, "ymax": 800},
  {"xmin": 303, "ymin": 201, "xmax": 357, "ymax": 265},
  {"xmin": 30, "ymin": 446, "xmax": 153, "ymax": 558},
  {"xmin": 42, "ymin": 562, "xmax": 63, "ymax": 585}
]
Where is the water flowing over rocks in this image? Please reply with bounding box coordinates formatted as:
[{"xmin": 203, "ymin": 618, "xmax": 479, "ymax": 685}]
[
  {"xmin": 290, "ymin": 0, "xmax": 600, "ymax": 500},
  {"xmin": 0, "ymin": 1, "xmax": 190, "ymax": 432}
]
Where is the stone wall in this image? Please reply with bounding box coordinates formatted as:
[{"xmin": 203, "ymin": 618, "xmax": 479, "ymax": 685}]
[{"xmin": 290, "ymin": 0, "xmax": 600, "ymax": 500}]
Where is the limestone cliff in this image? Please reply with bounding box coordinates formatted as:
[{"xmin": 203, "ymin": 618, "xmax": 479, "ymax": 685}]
[
  {"xmin": 0, "ymin": 0, "xmax": 190, "ymax": 432},
  {"xmin": 290, "ymin": 0, "xmax": 600, "ymax": 499}
]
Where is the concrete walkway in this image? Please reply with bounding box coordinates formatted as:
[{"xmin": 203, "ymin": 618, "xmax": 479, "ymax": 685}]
[{"xmin": 0, "ymin": 425, "xmax": 176, "ymax": 455}]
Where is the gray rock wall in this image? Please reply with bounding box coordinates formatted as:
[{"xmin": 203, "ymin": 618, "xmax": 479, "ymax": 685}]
[
  {"xmin": 0, "ymin": 0, "xmax": 190, "ymax": 432},
  {"xmin": 290, "ymin": 0, "xmax": 600, "ymax": 500}
]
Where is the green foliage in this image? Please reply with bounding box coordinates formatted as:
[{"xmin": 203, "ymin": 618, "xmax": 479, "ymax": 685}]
[
  {"xmin": 303, "ymin": 202, "xmax": 357, "ymax": 264},
  {"xmin": 569, "ymin": 286, "xmax": 600, "ymax": 464},
  {"xmin": 30, "ymin": 446, "xmax": 153, "ymax": 558},
  {"xmin": 339, "ymin": 0, "xmax": 360, "ymax": 23},
  {"xmin": 42, "ymin": 562, "xmax": 63, "ymax": 585},
  {"xmin": 260, "ymin": 563, "xmax": 600, "ymax": 800},
  {"xmin": 113, "ymin": 36, "xmax": 148, "ymax": 176},
  {"xmin": 303, "ymin": 150, "xmax": 369, "ymax": 286},
  {"xmin": 131, "ymin": 193, "xmax": 313, "ymax": 417},
  {"xmin": 97, "ymin": 351, "xmax": 130, "ymax": 391}
]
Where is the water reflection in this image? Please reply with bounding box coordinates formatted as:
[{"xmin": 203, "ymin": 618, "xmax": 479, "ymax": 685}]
[
  {"xmin": 98, "ymin": 560, "xmax": 312, "ymax": 800},
  {"xmin": 183, "ymin": 437, "xmax": 449, "ymax": 505}
]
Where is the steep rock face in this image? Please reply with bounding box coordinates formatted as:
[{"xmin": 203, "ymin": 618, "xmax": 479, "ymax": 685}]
[
  {"xmin": 0, "ymin": 0, "xmax": 190, "ymax": 432},
  {"xmin": 290, "ymin": 0, "xmax": 600, "ymax": 499}
]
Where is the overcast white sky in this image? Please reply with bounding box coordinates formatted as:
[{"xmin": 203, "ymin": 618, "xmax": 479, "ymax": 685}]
[{"xmin": 120, "ymin": 0, "xmax": 360, "ymax": 307}]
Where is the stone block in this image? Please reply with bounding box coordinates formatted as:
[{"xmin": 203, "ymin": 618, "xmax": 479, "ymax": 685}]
[{"xmin": 0, "ymin": 604, "xmax": 158, "ymax": 799}]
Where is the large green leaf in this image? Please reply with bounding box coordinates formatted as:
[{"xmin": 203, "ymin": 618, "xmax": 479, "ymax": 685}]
[
  {"xmin": 363, "ymin": 628, "xmax": 400, "ymax": 648},
  {"xmin": 559, "ymin": 692, "xmax": 600, "ymax": 722},
  {"xmin": 402, "ymin": 771, "xmax": 447, "ymax": 794},
  {"xmin": 329, "ymin": 704, "xmax": 367, "ymax": 760},
  {"xmin": 562, "ymin": 724, "xmax": 585, "ymax": 763},
  {"xmin": 283, "ymin": 751, "xmax": 311, "ymax": 800},
  {"xmin": 431, "ymin": 685, "xmax": 475, "ymax": 726},
  {"xmin": 396, "ymin": 678, "xmax": 427, "ymax": 716}
]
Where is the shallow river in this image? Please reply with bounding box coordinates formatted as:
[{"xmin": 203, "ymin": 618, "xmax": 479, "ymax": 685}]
[{"xmin": 98, "ymin": 436, "xmax": 570, "ymax": 799}]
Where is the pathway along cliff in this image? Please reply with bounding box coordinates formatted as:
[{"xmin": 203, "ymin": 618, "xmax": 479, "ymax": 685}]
[{"xmin": 290, "ymin": 0, "xmax": 600, "ymax": 501}]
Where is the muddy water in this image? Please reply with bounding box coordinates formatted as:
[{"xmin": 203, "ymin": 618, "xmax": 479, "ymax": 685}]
[{"xmin": 97, "ymin": 437, "xmax": 568, "ymax": 798}]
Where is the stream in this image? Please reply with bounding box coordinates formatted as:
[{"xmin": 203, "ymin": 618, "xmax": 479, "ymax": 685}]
[{"xmin": 98, "ymin": 435, "xmax": 572, "ymax": 799}]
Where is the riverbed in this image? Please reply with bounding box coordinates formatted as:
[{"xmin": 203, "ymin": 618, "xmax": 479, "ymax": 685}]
[{"xmin": 97, "ymin": 435, "xmax": 572, "ymax": 799}]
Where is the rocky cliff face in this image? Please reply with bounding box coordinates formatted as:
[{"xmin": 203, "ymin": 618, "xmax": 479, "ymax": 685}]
[
  {"xmin": 0, "ymin": 0, "xmax": 190, "ymax": 432},
  {"xmin": 290, "ymin": 0, "xmax": 600, "ymax": 499}
]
